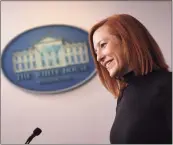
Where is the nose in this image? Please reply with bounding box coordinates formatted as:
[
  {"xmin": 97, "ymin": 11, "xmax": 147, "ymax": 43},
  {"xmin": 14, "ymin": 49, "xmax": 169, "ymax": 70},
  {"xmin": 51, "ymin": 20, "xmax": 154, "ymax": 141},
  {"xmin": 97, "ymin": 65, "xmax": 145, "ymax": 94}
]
[{"xmin": 96, "ymin": 49, "xmax": 105, "ymax": 63}]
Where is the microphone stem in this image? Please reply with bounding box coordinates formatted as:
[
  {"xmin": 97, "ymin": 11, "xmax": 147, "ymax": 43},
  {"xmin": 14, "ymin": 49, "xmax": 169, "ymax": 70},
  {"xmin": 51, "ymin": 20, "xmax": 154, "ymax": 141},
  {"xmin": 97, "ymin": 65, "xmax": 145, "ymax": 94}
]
[{"xmin": 25, "ymin": 134, "xmax": 35, "ymax": 144}]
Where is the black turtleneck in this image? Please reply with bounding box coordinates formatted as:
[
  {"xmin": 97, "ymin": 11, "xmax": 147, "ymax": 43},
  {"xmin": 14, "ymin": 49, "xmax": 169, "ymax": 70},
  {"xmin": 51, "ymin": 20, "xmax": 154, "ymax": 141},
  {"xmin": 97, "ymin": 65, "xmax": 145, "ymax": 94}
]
[{"xmin": 110, "ymin": 69, "xmax": 172, "ymax": 144}]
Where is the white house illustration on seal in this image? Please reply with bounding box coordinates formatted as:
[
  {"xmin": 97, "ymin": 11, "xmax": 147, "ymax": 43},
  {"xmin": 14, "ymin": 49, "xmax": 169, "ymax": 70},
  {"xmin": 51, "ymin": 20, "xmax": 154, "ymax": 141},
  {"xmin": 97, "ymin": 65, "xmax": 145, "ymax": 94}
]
[{"xmin": 12, "ymin": 37, "xmax": 89, "ymax": 73}]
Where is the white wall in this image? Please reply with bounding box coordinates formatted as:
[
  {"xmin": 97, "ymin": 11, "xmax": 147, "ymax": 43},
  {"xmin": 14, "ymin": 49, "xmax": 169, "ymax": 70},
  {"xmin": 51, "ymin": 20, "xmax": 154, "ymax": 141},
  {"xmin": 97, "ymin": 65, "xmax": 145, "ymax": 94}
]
[{"xmin": 1, "ymin": 1, "xmax": 171, "ymax": 144}]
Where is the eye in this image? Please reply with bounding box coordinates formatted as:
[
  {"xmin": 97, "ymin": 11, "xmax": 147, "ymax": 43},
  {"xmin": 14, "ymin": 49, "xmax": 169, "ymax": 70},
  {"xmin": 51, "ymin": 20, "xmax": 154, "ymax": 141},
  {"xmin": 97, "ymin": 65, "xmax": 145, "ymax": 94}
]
[{"xmin": 100, "ymin": 43, "xmax": 107, "ymax": 48}]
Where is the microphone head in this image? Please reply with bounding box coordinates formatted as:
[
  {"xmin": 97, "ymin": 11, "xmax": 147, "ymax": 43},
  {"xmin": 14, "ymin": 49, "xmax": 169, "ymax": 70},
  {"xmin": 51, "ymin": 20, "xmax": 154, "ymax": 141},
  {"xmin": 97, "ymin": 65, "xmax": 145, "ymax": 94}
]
[{"xmin": 33, "ymin": 127, "xmax": 42, "ymax": 136}]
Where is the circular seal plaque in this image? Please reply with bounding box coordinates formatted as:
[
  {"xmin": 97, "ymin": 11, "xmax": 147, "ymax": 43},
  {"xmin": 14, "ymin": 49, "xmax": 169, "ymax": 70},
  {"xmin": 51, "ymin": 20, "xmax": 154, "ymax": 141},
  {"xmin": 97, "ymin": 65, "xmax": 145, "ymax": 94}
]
[{"xmin": 2, "ymin": 25, "xmax": 96, "ymax": 93}]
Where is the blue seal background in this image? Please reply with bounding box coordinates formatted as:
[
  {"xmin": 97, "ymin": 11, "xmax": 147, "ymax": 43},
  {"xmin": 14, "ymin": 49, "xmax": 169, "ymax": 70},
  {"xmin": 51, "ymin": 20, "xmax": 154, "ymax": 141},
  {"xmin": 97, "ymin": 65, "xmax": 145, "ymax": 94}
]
[{"xmin": 1, "ymin": 25, "xmax": 96, "ymax": 93}]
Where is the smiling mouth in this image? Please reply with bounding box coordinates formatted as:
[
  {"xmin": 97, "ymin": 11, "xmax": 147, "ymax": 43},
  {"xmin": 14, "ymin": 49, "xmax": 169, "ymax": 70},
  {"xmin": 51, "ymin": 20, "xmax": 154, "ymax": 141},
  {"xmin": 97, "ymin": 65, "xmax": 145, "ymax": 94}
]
[{"xmin": 105, "ymin": 60, "xmax": 114, "ymax": 69}]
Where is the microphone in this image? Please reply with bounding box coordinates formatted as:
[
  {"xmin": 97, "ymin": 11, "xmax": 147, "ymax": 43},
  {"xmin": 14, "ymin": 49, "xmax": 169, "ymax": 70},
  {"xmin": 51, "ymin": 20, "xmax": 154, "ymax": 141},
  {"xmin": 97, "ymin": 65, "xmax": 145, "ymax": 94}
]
[{"xmin": 25, "ymin": 127, "xmax": 42, "ymax": 144}]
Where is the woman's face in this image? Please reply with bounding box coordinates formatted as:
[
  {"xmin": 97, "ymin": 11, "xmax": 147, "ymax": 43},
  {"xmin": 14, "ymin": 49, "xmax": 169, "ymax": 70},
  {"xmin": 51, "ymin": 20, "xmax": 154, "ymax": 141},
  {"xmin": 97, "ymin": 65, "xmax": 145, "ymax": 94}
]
[{"xmin": 93, "ymin": 25, "xmax": 130, "ymax": 78}]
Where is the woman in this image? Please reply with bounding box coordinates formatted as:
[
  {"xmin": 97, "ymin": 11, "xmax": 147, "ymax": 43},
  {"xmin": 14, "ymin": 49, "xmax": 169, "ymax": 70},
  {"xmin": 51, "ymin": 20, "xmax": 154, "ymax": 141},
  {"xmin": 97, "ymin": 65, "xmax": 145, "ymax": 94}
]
[{"xmin": 88, "ymin": 14, "xmax": 172, "ymax": 144}]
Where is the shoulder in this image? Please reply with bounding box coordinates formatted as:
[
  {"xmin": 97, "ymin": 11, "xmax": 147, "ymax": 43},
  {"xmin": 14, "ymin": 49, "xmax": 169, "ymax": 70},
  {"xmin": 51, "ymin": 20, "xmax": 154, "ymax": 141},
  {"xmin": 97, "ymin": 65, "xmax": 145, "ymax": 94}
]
[
  {"xmin": 122, "ymin": 70, "xmax": 172, "ymax": 107},
  {"xmin": 148, "ymin": 70, "xmax": 172, "ymax": 94},
  {"xmin": 152, "ymin": 70, "xmax": 172, "ymax": 84},
  {"xmin": 126, "ymin": 70, "xmax": 171, "ymax": 91}
]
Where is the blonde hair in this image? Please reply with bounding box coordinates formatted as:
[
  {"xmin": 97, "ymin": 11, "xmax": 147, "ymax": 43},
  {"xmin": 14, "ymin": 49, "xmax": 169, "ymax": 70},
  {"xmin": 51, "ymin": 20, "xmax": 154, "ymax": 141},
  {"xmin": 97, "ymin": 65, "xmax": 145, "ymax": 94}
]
[{"xmin": 89, "ymin": 14, "xmax": 169, "ymax": 98}]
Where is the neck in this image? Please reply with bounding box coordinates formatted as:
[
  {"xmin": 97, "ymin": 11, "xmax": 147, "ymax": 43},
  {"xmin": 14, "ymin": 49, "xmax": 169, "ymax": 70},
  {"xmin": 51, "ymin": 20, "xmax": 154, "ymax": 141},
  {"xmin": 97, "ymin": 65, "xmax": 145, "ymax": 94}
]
[{"xmin": 115, "ymin": 68, "xmax": 133, "ymax": 81}]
